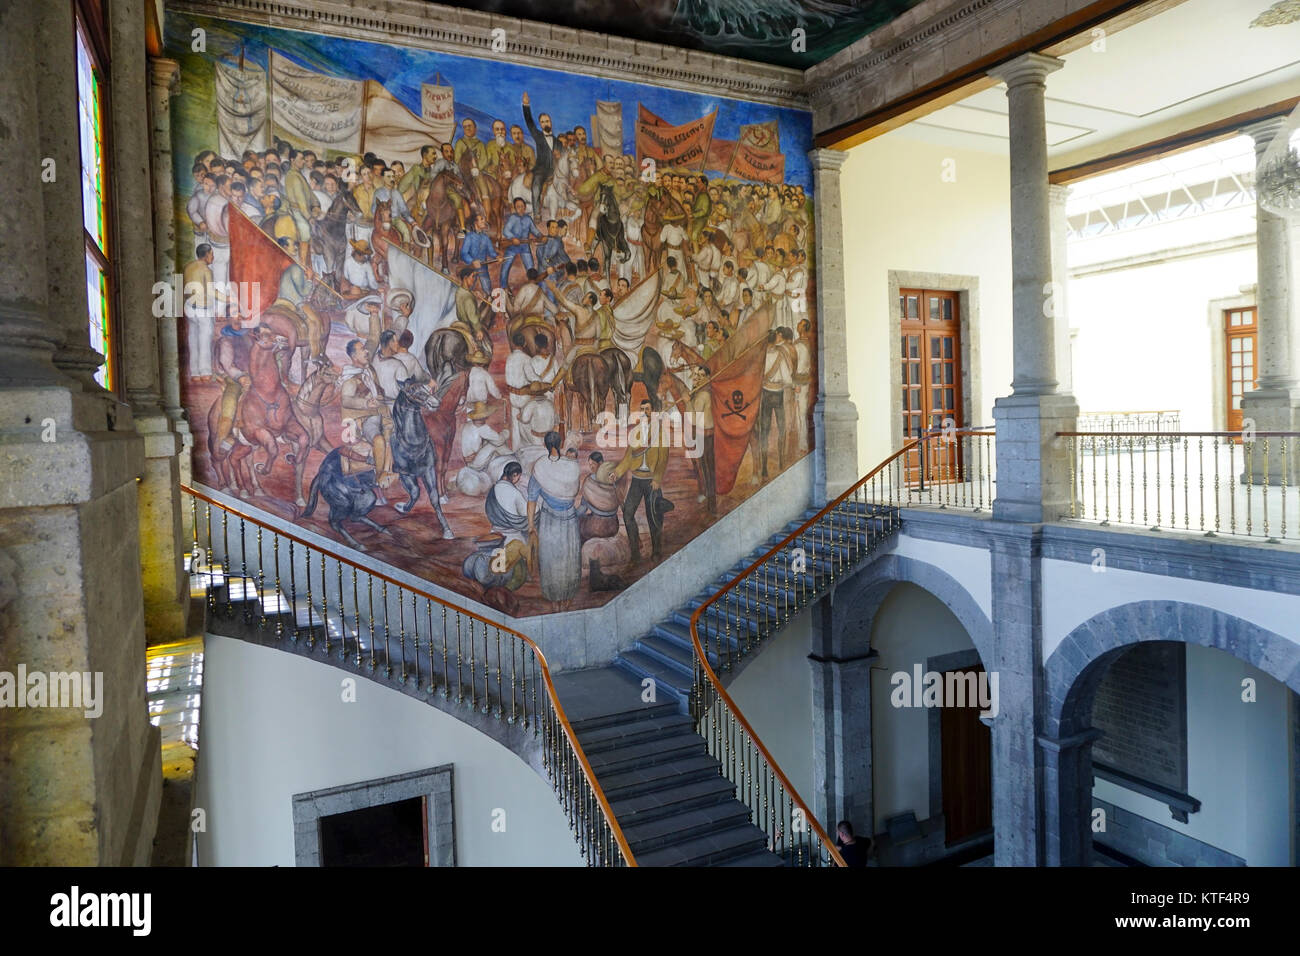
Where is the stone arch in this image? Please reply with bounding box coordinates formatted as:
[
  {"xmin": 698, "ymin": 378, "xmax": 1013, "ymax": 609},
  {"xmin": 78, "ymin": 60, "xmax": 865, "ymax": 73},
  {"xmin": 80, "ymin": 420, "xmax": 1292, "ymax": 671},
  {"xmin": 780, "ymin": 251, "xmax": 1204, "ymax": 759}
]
[
  {"xmin": 826, "ymin": 553, "xmax": 992, "ymax": 666},
  {"xmin": 1042, "ymin": 600, "xmax": 1300, "ymax": 865}
]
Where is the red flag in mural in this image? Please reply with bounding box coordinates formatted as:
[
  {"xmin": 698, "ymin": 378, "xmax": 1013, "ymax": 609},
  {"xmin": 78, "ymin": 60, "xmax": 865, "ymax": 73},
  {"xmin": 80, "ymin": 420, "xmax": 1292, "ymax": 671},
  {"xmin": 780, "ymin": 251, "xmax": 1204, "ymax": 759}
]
[
  {"xmin": 727, "ymin": 141, "xmax": 785, "ymax": 184},
  {"xmin": 636, "ymin": 105, "xmax": 716, "ymax": 172},
  {"xmin": 705, "ymin": 306, "xmax": 774, "ymax": 494},
  {"xmin": 705, "ymin": 138, "xmax": 736, "ymax": 175},
  {"xmin": 227, "ymin": 205, "xmax": 286, "ymax": 321}
]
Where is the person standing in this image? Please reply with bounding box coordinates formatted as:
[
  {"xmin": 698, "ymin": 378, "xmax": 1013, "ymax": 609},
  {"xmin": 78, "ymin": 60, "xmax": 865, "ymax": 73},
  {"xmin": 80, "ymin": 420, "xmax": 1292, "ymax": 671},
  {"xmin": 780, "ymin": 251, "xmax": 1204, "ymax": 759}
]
[
  {"xmin": 526, "ymin": 430, "xmax": 582, "ymax": 609},
  {"xmin": 613, "ymin": 399, "xmax": 671, "ymax": 564},
  {"xmin": 500, "ymin": 197, "xmax": 543, "ymax": 290},
  {"xmin": 835, "ymin": 821, "xmax": 871, "ymax": 867},
  {"xmin": 183, "ymin": 244, "xmax": 216, "ymax": 380},
  {"xmin": 758, "ymin": 329, "xmax": 792, "ymax": 480}
]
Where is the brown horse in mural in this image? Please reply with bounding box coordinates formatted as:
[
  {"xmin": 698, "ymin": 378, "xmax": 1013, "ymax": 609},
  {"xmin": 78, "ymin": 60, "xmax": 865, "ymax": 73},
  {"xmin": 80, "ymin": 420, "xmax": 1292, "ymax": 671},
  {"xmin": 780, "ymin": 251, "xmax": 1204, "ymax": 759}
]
[
  {"xmin": 568, "ymin": 346, "xmax": 632, "ymax": 433},
  {"xmin": 420, "ymin": 170, "xmax": 472, "ymax": 273},
  {"xmin": 228, "ymin": 327, "xmax": 309, "ymax": 495}
]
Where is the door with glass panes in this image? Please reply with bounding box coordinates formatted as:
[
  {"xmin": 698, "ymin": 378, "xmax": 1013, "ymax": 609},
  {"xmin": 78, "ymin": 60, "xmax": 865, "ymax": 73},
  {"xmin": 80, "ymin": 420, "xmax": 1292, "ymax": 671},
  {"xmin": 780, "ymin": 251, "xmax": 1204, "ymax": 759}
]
[
  {"xmin": 901, "ymin": 289, "xmax": 962, "ymax": 483},
  {"xmin": 1224, "ymin": 306, "xmax": 1257, "ymax": 435}
]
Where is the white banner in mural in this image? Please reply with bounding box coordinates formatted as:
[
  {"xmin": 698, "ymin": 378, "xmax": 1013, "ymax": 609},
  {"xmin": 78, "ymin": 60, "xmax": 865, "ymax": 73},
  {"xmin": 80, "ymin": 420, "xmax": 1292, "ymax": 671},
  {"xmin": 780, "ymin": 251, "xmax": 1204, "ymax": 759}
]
[
  {"xmin": 214, "ymin": 59, "xmax": 268, "ymax": 159},
  {"xmin": 269, "ymin": 49, "xmax": 363, "ymax": 153},
  {"xmin": 387, "ymin": 245, "xmax": 458, "ymax": 364},
  {"xmin": 593, "ymin": 100, "xmax": 623, "ymax": 155},
  {"xmin": 362, "ymin": 81, "xmax": 446, "ymax": 168},
  {"xmin": 420, "ymin": 82, "xmax": 456, "ymax": 147}
]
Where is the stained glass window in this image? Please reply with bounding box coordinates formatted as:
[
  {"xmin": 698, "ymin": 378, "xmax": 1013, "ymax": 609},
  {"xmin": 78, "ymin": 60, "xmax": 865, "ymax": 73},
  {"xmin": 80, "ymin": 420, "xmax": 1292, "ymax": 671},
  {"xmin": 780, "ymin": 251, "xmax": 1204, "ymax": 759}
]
[{"xmin": 76, "ymin": 18, "xmax": 112, "ymax": 389}]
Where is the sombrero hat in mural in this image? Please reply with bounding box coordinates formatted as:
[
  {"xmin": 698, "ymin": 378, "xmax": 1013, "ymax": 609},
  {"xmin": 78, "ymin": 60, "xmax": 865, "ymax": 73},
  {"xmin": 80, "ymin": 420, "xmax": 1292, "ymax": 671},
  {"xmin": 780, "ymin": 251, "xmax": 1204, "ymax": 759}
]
[
  {"xmin": 411, "ymin": 225, "xmax": 432, "ymax": 249},
  {"xmin": 348, "ymin": 238, "xmax": 372, "ymax": 255}
]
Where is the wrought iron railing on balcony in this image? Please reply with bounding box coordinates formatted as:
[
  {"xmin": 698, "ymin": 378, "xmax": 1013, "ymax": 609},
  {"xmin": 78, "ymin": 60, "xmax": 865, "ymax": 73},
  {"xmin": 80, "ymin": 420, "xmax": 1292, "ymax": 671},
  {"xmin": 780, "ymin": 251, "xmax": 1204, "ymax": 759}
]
[
  {"xmin": 1059, "ymin": 431, "xmax": 1300, "ymax": 543},
  {"xmin": 1075, "ymin": 410, "xmax": 1182, "ymax": 448},
  {"xmin": 182, "ymin": 484, "xmax": 635, "ymax": 866},
  {"xmin": 685, "ymin": 429, "xmax": 991, "ymax": 866}
]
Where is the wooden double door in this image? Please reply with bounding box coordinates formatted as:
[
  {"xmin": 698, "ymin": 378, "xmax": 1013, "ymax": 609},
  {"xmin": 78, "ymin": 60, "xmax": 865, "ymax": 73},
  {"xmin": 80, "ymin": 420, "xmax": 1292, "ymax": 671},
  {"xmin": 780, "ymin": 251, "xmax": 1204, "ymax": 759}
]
[{"xmin": 901, "ymin": 289, "xmax": 962, "ymax": 484}]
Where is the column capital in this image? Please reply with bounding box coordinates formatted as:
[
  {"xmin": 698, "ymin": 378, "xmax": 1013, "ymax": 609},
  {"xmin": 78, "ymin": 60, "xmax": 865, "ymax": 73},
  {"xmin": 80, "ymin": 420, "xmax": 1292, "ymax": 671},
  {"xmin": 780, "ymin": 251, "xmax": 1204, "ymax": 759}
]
[
  {"xmin": 807, "ymin": 147, "xmax": 849, "ymax": 173},
  {"xmin": 150, "ymin": 57, "xmax": 180, "ymax": 96},
  {"xmin": 1242, "ymin": 116, "xmax": 1288, "ymax": 154},
  {"xmin": 988, "ymin": 52, "xmax": 1064, "ymax": 88},
  {"xmin": 1047, "ymin": 182, "xmax": 1072, "ymax": 207}
]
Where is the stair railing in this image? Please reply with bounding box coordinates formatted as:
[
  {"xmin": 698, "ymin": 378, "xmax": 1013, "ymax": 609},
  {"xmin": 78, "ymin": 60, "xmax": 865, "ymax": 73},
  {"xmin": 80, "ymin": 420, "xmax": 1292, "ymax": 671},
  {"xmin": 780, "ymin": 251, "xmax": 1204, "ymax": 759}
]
[
  {"xmin": 687, "ymin": 429, "xmax": 994, "ymax": 866},
  {"xmin": 181, "ymin": 484, "xmax": 636, "ymax": 867}
]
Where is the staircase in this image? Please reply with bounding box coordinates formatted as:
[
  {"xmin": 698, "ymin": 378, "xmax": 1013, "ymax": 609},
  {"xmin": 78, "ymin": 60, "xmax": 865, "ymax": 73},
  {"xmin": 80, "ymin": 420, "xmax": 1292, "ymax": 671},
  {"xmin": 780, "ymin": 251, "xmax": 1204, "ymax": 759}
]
[{"xmin": 552, "ymin": 499, "xmax": 899, "ymax": 866}]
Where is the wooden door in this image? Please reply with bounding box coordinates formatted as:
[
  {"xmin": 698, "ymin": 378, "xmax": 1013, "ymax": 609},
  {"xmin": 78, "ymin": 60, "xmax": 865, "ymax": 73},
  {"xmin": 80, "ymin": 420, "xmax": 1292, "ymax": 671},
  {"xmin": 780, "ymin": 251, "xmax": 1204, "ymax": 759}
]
[
  {"xmin": 940, "ymin": 666, "xmax": 992, "ymax": 845},
  {"xmin": 901, "ymin": 289, "xmax": 962, "ymax": 483},
  {"xmin": 1225, "ymin": 307, "xmax": 1257, "ymax": 435}
]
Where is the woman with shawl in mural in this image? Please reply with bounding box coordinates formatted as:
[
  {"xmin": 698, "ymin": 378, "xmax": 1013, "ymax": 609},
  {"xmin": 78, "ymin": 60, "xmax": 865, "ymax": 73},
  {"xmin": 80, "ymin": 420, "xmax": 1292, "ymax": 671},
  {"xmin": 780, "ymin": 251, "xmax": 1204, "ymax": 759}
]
[{"xmin": 526, "ymin": 431, "xmax": 582, "ymax": 610}]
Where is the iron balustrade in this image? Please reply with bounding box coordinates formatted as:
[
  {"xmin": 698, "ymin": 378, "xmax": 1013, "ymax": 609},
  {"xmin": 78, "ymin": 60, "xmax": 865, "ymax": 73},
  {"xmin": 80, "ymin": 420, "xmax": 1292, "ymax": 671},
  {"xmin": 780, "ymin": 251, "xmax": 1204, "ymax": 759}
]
[
  {"xmin": 181, "ymin": 484, "xmax": 636, "ymax": 866},
  {"xmin": 1059, "ymin": 431, "xmax": 1300, "ymax": 543}
]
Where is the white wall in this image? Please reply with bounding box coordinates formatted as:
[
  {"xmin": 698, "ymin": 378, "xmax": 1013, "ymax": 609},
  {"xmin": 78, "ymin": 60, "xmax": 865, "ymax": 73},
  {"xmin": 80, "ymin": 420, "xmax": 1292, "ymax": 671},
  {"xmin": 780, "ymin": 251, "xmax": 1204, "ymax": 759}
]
[
  {"xmin": 196, "ymin": 636, "xmax": 582, "ymax": 867},
  {"xmin": 869, "ymin": 582, "xmax": 979, "ymax": 833},
  {"xmin": 1069, "ymin": 242, "xmax": 1258, "ymax": 430},
  {"xmin": 726, "ymin": 608, "xmax": 814, "ymax": 803},
  {"xmin": 1093, "ymin": 644, "xmax": 1293, "ymax": 867},
  {"xmin": 841, "ymin": 130, "xmax": 1014, "ymax": 472}
]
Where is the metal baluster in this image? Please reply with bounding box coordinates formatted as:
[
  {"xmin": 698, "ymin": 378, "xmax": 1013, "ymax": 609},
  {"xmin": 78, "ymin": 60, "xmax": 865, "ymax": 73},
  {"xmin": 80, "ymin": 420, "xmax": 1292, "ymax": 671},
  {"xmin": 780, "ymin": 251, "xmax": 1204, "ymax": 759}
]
[
  {"xmin": 335, "ymin": 559, "xmax": 345, "ymax": 658},
  {"xmin": 440, "ymin": 605, "xmax": 449, "ymax": 698},
  {"xmin": 319, "ymin": 552, "xmax": 329, "ymax": 652},
  {"xmin": 427, "ymin": 600, "xmax": 436, "ymax": 694},
  {"xmin": 1198, "ymin": 437, "xmax": 1205, "ymax": 533},
  {"xmin": 272, "ymin": 535, "xmax": 283, "ymax": 640},
  {"xmin": 287, "ymin": 539, "xmax": 297, "ymax": 639},
  {"xmin": 412, "ymin": 592, "xmax": 420, "ymax": 687},
  {"xmin": 304, "ymin": 545, "xmax": 314, "ymax": 644},
  {"xmin": 352, "ymin": 568, "xmax": 362, "ymax": 665},
  {"xmin": 238, "ymin": 517, "xmax": 250, "ymax": 623},
  {"xmin": 367, "ymin": 574, "xmax": 377, "ymax": 669},
  {"xmin": 221, "ymin": 510, "xmax": 232, "ymax": 617},
  {"xmin": 397, "ymin": 586, "xmax": 407, "ymax": 681},
  {"xmin": 456, "ymin": 613, "xmax": 464, "ymax": 704},
  {"xmin": 255, "ymin": 526, "xmax": 266, "ymax": 629}
]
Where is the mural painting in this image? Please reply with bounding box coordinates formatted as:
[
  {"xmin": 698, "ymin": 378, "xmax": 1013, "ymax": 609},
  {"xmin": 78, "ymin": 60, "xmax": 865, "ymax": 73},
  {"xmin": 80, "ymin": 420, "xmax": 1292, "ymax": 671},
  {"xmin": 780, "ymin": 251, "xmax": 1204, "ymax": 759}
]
[{"xmin": 168, "ymin": 14, "xmax": 817, "ymax": 616}]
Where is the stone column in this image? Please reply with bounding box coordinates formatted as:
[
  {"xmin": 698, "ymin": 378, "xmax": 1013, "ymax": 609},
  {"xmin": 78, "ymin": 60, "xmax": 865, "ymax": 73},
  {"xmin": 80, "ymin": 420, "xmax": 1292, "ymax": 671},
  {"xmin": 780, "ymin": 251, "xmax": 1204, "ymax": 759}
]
[
  {"xmin": 987, "ymin": 526, "xmax": 1046, "ymax": 866},
  {"xmin": 989, "ymin": 53, "xmax": 1078, "ymax": 524},
  {"xmin": 0, "ymin": 0, "xmax": 159, "ymax": 866},
  {"xmin": 1240, "ymin": 118, "xmax": 1298, "ymax": 482},
  {"xmin": 1048, "ymin": 184, "xmax": 1073, "ymax": 395},
  {"xmin": 809, "ymin": 148, "xmax": 860, "ymax": 505},
  {"xmin": 150, "ymin": 57, "xmax": 193, "ymax": 489},
  {"xmin": 1038, "ymin": 728, "xmax": 1102, "ymax": 866},
  {"xmin": 109, "ymin": 2, "xmax": 189, "ymax": 644},
  {"xmin": 807, "ymin": 592, "xmax": 875, "ymax": 840}
]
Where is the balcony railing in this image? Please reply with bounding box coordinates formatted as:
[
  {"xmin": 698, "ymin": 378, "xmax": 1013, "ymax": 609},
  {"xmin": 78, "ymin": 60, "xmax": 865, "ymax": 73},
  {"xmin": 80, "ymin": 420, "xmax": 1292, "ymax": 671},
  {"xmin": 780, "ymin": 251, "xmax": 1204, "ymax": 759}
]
[
  {"xmin": 1059, "ymin": 431, "xmax": 1300, "ymax": 543},
  {"xmin": 182, "ymin": 485, "xmax": 635, "ymax": 866},
  {"xmin": 1075, "ymin": 410, "xmax": 1182, "ymax": 447},
  {"xmin": 684, "ymin": 429, "xmax": 994, "ymax": 866}
]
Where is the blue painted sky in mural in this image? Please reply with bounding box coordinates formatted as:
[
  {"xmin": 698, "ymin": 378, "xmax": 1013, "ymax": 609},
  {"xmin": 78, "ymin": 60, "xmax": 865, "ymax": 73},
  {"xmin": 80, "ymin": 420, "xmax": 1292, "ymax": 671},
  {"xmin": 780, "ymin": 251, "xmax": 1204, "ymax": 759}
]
[{"xmin": 168, "ymin": 13, "xmax": 814, "ymax": 190}]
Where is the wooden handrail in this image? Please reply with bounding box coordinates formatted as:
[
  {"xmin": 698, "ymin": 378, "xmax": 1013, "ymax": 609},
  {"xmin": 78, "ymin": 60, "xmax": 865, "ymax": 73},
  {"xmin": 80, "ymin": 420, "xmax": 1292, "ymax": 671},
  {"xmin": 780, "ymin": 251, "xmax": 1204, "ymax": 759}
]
[
  {"xmin": 1059, "ymin": 430, "xmax": 1300, "ymax": 438},
  {"xmin": 181, "ymin": 483, "xmax": 637, "ymax": 866},
  {"xmin": 688, "ymin": 437, "xmax": 942, "ymax": 867}
]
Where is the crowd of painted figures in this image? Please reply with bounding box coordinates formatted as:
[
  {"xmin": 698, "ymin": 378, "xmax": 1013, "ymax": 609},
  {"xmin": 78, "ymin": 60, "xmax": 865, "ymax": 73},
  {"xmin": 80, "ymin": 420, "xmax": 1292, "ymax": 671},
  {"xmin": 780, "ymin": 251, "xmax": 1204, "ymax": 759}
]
[{"xmin": 180, "ymin": 94, "xmax": 815, "ymax": 612}]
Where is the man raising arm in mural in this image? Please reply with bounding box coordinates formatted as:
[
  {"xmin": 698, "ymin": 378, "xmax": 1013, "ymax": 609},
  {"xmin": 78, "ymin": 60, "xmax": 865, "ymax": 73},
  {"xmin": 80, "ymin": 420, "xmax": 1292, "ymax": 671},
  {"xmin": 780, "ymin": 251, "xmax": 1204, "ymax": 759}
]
[{"xmin": 522, "ymin": 92, "xmax": 563, "ymax": 226}]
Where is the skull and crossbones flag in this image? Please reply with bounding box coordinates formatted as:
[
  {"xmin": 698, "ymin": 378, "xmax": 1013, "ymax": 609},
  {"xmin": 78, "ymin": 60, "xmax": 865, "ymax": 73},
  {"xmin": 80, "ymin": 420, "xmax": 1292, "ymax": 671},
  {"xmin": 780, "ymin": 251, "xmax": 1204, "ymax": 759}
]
[{"xmin": 707, "ymin": 326, "xmax": 769, "ymax": 494}]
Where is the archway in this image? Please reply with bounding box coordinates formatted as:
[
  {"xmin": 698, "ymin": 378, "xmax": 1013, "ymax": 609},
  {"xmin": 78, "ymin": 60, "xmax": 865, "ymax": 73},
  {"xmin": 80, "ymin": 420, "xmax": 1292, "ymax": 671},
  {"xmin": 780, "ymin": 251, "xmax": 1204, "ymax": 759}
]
[
  {"xmin": 1044, "ymin": 601, "xmax": 1300, "ymax": 866},
  {"xmin": 810, "ymin": 554, "xmax": 993, "ymax": 864}
]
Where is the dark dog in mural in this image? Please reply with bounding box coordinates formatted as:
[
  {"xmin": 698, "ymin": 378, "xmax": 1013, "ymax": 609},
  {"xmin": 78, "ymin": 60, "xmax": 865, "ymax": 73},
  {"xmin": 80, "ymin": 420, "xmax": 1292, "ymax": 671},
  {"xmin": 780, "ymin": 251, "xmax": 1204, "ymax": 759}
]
[
  {"xmin": 389, "ymin": 378, "xmax": 455, "ymax": 538},
  {"xmin": 300, "ymin": 448, "xmax": 390, "ymax": 552}
]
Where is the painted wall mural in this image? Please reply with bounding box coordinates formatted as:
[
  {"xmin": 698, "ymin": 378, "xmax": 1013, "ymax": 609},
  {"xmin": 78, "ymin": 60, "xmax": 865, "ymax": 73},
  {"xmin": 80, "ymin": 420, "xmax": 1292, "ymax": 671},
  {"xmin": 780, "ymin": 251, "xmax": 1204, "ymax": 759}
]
[{"xmin": 167, "ymin": 13, "xmax": 817, "ymax": 617}]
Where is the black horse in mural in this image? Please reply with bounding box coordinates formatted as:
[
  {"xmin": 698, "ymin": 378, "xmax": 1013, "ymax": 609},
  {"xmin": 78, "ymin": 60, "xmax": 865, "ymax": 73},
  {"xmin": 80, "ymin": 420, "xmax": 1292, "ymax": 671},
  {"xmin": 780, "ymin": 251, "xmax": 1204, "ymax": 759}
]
[
  {"xmin": 314, "ymin": 186, "xmax": 362, "ymax": 288},
  {"xmin": 390, "ymin": 379, "xmax": 455, "ymax": 538},
  {"xmin": 589, "ymin": 181, "xmax": 630, "ymax": 277},
  {"xmin": 300, "ymin": 448, "xmax": 390, "ymax": 552}
]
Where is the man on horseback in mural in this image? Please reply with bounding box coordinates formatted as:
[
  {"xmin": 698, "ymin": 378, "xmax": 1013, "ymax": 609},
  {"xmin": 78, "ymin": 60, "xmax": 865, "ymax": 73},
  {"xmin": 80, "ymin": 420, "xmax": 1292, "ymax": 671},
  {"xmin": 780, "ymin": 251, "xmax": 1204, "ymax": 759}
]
[
  {"xmin": 269, "ymin": 237, "xmax": 328, "ymax": 366},
  {"xmin": 484, "ymin": 119, "xmax": 515, "ymax": 181},
  {"xmin": 339, "ymin": 339, "xmax": 396, "ymax": 497},
  {"xmin": 454, "ymin": 118, "xmax": 494, "ymax": 215},
  {"xmin": 521, "ymin": 92, "xmax": 562, "ymax": 225},
  {"xmin": 449, "ymin": 267, "xmax": 492, "ymax": 377},
  {"xmin": 372, "ymin": 165, "xmax": 415, "ymax": 246}
]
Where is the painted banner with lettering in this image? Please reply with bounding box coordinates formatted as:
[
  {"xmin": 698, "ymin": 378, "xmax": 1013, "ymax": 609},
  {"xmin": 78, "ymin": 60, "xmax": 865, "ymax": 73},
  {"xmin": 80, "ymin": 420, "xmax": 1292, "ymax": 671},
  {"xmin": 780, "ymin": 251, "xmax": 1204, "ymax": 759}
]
[
  {"xmin": 635, "ymin": 104, "xmax": 716, "ymax": 172},
  {"xmin": 269, "ymin": 49, "xmax": 364, "ymax": 154},
  {"xmin": 420, "ymin": 82, "xmax": 456, "ymax": 146},
  {"xmin": 727, "ymin": 140, "xmax": 785, "ymax": 184},
  {"xmin": 362, "ymin": 81, "xmax": 446, "ymax": 168}
]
